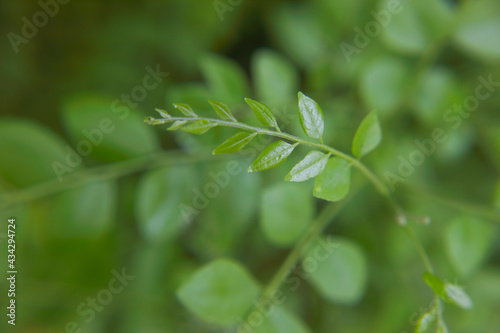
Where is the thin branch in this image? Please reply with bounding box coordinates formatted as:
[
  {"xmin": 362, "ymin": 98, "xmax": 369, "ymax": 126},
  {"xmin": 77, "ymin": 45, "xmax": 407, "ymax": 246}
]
[{"xmin": 0, "ymin": 150, "xmax": 214, "ymax": 211}]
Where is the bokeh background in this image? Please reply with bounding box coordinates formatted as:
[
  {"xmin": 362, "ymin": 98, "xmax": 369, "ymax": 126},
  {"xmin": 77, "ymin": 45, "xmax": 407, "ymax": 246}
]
[{"xmin": 1, "ymin": 0, "xmax": 499, "ymax": 332}]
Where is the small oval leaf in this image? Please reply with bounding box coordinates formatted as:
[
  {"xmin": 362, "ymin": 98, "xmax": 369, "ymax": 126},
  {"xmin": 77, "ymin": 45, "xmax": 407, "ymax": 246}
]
[
  {"xmin": 305, "ymin": 236, "xmax": 367, "ymax": 304},
  {"xmin": 423, "ymin": 272, "xmax": 445, "ymax": 296},
  {"xmin": 244, "ymin": 97, "xmax": 280, "ymax": 131},
  {"xmin": 415, "ymin": 309, "xmax": 437, "ymax": 333},
  {"xmin": 213, "ymin": 132, "xmax": 256, "ymax": 154},
  {"xmin": 437, "ymin": 321, "xmax": 449, "ymax": 333},
  {"xmin": 443, "ymin": 284, "xmax": 473, "ymax": 309},
  {"xmin": 181, "ymin": 120, "xmax": 217, "ymax": 134},
  {"xmin": 173, "ymin": 103, "xmax": 197, "ymax": 117},
  {"xmin": 135, "ymin": 166, "xmax": 199, "ymax": 241},
  {"xmin": 208, "ymin": 100, "xmax": 235, "ymax": 121},
  {"xmin": 252, "ymin": 306, "xmax": 312, "ymax": 333},
  {"xmin": 176, "ymin": 259, "xmax": 260, "ymax": 326},
  {"xmin": 155, "ymin": 108, "xmax": 171, "ymax": 118},
  {"xmin": 297, "ymin": 92, "xmax": 324, "ymax": 140},
  {"xmin": 445, "ymin": 215, "xmax": 495, "ymax": 277},
  {"xmin": 261, "ymin": 183, "xmax": 313, "ymax": 247},
  {"xmin": 167, "ymin": 120, "xmax": 188, "ymax": 131},
  {"xmin": 352, "ymin": 111, "xmax": 382, "ymax": 158},
  {"xmin": 248, "ymin": 140, "xmax": 298, "ymax": 172},
  {"xmin": 313, "ymin": 158, "xmax": 351, "ymax": 201},
  {"xmin": 285, "ymin": 151, "xmax": 329, "ymax": 182}
]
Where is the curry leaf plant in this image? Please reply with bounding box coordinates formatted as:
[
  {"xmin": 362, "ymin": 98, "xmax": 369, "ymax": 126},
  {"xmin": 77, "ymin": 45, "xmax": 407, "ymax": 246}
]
[
  {"xmin": 146, "ymin": 92, "xmax": 391, "ymax": 208},
  {"xmin": 145, "ymin": 92, "xmax": 472, "ymax": 333}
]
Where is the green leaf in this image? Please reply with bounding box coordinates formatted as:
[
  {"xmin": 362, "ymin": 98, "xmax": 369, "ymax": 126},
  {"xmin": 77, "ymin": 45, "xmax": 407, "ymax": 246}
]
[
  {"xmin": 245, "ymin": 97, "xmax": 280, "ymax": 131},
  {"xmin": 167, "ymin": 120, "xmax": 188, "ymax": 131},
  {"xmin": 423, "ymin": 272, "xmax": 472, "ymax": 309},
  {"xmin": 379, "ymin": 0, "xmax": 453, "ymax": 55},
  {"xmin": 359, "ymin": 57, "xmax": 410, "ymax": 115},
  {"xmin": 252, "ymin": 49, "xmax": 299, "ymax": 106},
  {"xmin": 352, "ymin": 111, "xmax": 382, "ymax": 158},
  {"xmin": 135, "ymin": 166, "xmax": 199, "ymax": 242},
  {"xmin": 437, "ymin": 321, "xmax": 449, "ymax": 333},
  {"xmin": 313, "ymin": 158, "xmax": 351, "ymax": 201},
  {"xmin": 0, "ymin": 119, "xmax": 82, "ymax": 187},
  {"xmin": 454, "ymin": 0, "xmax": 500, "ymax": 61},
  {"xmin": 444, "ymin": 215, "xmax": 495, "ymax": 277},
  {"xmin": 176, "ymin": 259, "xmax": 260, "ymax": 326},
  {"xmin": 285, "ymin": 151, "xmax": 329, "ymax": 182},
  {"xmin": 62, "ymin": 95, "xmax": 159, "ymax": 162},
  {"xmin": 199, "ymin": 53, "xmax": 250, "ymax": 104},
  {"xmin": 443, "ymin": 284, "xmax": 473, "ymax": 309},
  {"xmin": 212, "ymin": 132, "xmax": 256, "ymax": 154},
  {"xmin": 189, "ymin": 161, "xmax": 260, "ymax": 258},
  {"xmin": 412, "ymin": 68, "xmax": 464, "ymax": 124},
  {"xmin": 423, "ymin": 272, "xmax": 445, "ymax": 296},
  {"xmin": 252, "ymin": 306, "xmax": 312, "ymax": 333},
  {"xmin": 248, "ymin": 141, "xmax": 298, "ymax": 172},
  {"xmin": 305, "ymin": 236, "xmax": 367, "ymax": 304},
  {"xmin": 155, "ymin": 108, "xmax": 171, "ymax": 118},
  {"xmin": 181, "ymin": 120, "xmax": 217, "ymax": 134},
  {"xmin": 415, "ymin": 308, "xmax": 437, "ymax": 333},
  {"xmin": 42, "ymin": 181, "xmax": 116, "ymax": 237},
  {"xmin": 261, "ymin": 183, "xmax": 313, "ymax": 247},
  {"xmin": 273, "ymin": 4, "xmax": 326, "ymax": 67},
  {"xmin": 208, "ymin": 100, "xmax": 235, "ymax": 121},
  {"xmin": 297, "ymin": 92, "xmax": 324, "ymax": 140},
  {"xmin": 173, "ymin": 103, "xmax": 197, "ymax": 117}
]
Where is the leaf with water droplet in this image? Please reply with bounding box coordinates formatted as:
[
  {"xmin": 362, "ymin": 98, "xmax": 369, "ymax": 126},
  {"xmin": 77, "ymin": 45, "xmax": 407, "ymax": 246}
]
[
  {"xmin": 285, "ymin": 151, "xmax": 329, "ymax": 182},
  {"xmin": 248, "ymin": 140, "xmax": 298, "ymax": 172},
  {"xmin": 297, "ymin": 92, "xmax": 324, "ymax": 140}
]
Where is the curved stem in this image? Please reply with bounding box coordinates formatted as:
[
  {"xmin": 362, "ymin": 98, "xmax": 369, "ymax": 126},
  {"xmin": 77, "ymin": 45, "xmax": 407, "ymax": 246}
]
[
  {"xmin": 245, "ymin": 183, "xmax": 360, "ymax": 329},
  {"xmin": 402, "ymin": 225, "xmax": 435, "ymax": 274},
  {"xmin": 0, "ymin": 150, "xmax": 214, "ymax": 211},
  {"xmin": 405, "ymin": 184, "xmax": 500, "ymax": 223},
  {"xmin": 147, "ymin": 116, "xmax": 405, "ymax": 223},
  {"xmin": 260, "ymin": 194, "xmax": 353, "ymax": 300}
]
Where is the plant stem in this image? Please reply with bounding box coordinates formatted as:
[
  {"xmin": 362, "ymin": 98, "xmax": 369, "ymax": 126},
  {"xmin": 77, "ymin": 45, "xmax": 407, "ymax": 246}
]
[
  {"xmin": 147, "ymin": 116, "xmax": 405, "ymax": 223},
  {"xmin": 243, "ymin": 183, "xmax": 360, "ymax": 330},
  {"xmin": 0, "ymin": 150, "xmax": 213, "ymax": 211},
  {"xmin": 405, "ymin": 184, "xmax": 500, "ymax": 223},
  {"xmin": 401, "ymin": 224, "xmax": 435, "ymax": 274},
  {"xmin": 261, "ymin": 193, "xmax": 354, "ymax": 300}
]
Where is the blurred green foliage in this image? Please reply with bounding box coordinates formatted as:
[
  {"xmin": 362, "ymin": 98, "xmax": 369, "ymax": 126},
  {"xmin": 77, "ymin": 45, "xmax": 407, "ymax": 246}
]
[{"xmin": 0, "ymin": 0, "xmax": 499, "ymax": 332}]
